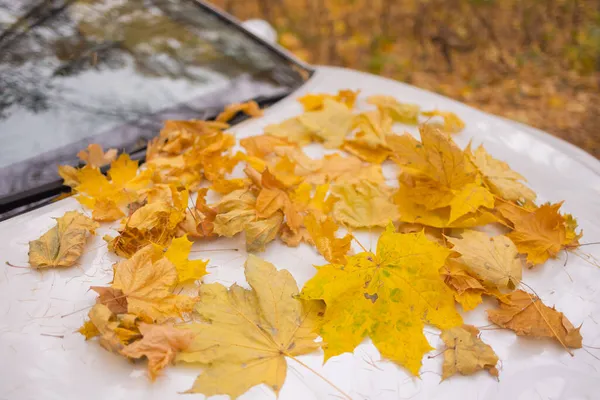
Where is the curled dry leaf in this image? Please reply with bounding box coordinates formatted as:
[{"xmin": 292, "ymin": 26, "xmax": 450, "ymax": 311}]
[
  {"xmin": 120, "ymin": 323, "xmax": 195, "ymax": 380},
  {"xmin": 177, "ymin": 255, "xmax": 322, "ymax": 398},
  {"xmin": 78, "ymin": 304, "xmax": 141, "ymax": 352},
  {"xmin": 497, "ymin": 201, "xmax": 581, "ymax": 265},
  {"xmin": 28, "ymin": 211, "xmax": 99, "ymax": 268},
  {"xmin": 446, "ymin": 230, "xmax": 522, "ymax": 290},
  {"xmin": 441, "ymin": 325, "xmax": 499, "ymax": 380},
  {"xmin": 487, "ymin": 290, "xmax": 582, "ymax": 350},
  {"xmin": 301, "ymin": 225, "xmax": 462, "ymax": 375}
]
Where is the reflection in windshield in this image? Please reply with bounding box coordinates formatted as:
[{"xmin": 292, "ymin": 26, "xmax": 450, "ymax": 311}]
[{"xmin": 0, "ymin": 0, "xmax": 307, "ymax": 199}]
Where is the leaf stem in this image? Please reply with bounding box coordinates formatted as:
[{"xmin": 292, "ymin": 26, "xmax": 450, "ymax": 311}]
[{"xmin": 285, "ymin": 354, "xmax": 352, "ymax": 400}]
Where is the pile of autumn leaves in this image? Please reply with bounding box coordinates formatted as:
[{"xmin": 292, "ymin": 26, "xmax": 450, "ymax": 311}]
[{"xmin": 27, "ymin": 91, "xmax": 584, "ymax": 398}]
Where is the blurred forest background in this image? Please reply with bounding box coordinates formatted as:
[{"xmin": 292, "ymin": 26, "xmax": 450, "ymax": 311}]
[{"xmin": 212, "ymin": 0, "xmax": 600, "ymax": 157}]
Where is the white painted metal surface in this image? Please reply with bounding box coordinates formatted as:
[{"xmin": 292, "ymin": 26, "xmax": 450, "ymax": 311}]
[{"xmin": 1, "ymin": 66, "xmax": 599, "ymax": 400}]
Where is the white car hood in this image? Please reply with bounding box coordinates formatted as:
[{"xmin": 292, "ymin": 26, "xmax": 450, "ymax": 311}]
[{"xmin": 1, "ymin": 66, "xmax": 599, "ymax": 400}]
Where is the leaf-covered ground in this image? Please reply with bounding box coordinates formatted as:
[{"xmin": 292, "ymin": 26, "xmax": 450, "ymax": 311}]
[{"xmin": 211, "ymin": 0, "xmax": 600, "ymax": 158}]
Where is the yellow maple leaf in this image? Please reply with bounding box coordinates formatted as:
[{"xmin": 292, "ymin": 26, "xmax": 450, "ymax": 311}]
[
  {"xmin": 487, "ymin": 290, "xmax": 582, "ymax": 350},
  {"xmin": 441, "ymin": 325, "xmax": 499, "ymax": 379},
  {"xmin": 394, "ymin": 188, "xmax": 497, "ymax": 228},
  {"xmin": 393, "ymin": 126, "xmax": 494, "ymax": 223},
  {"xmin": 305, "ymin": 214, "xmax": 352, "ymax": 264},
  {"xmin": 210, "ymin": 178, "xmax": 250, "ymax": 195},
  {"xmin": 332, "ymin": 181, "xmax": 399, "ymax": 228},
  {"xmin": 301, "ymin": 225, "xmax": 462, "ymax": 375},
  {"xmin": 298, "ymin": 89, "xmax": 359, "ymax": 111},
  {"xmin": 163, "ymin": 235, "xmax": 208, "ymax": 283},
  {"xmin": 215, "ymin": 100, "xmax": 263, "ymax": 123},
  {"xmin": 110, "ymin": 246, "xmax": 194, "ymax": 322},
  {"xmin": 447, "ymin": 230, "xmax": 522, "ymax": 289},
  {"xmin": 468, "ymin": 145, "xmax": 536, "ymax": 203},
  {"xmin": 213, "ymin": 190, "xmax": 257, "ymax": 237},
  {"xmin": 421, "ymin": 110, "xmax": 465, "ymax": 133},
  {"xmin": 298, "ymin": 98, "xmax": 353, "ymax": 148},
  {"xmin": 313, "ymin": 154, "xmax": 385, "ymax": 185},
  {"xmin": 497, "ymin": 201, "xmax": 580, "ymax": 265},
  {"xmin": 366, "ymin": 95, "xmax": 420, "ymax": 124},
  {"xmin": 58, "ymin": 165, "xmax": 80, "ymax": 187},
  {"xmin": 28, "ymin": 211, "xmax": 98, "ymax": 268},
  {"xmin": 177, "ymin": 255, "xmax": 322, "ymax": 398},
  {"xmin": 240, "ymin": 134, "xmax": 296, "ymax": 158},
  {"xmin": 77, "ymin": 143, "xmax": 117, "ymax": 168},
  {"xmin": 342, "ymin": 110, "xmax": 393, "ymax": 163},
  {"xmin": 264, "ymin": 117, "xmax": 313, "ymax": 146},
  {"xmin": 247, "ymin": 167, "xmax": 302, "ymax": 232},
  {"xmin": 120, "ymin": 323, "xmax": 195, "ymax": 380}
]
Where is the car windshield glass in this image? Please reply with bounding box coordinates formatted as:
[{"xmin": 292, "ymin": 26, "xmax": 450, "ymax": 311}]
[{"xmin": 0, "ymin": 0, "xmax": 308, "ymax": 200}]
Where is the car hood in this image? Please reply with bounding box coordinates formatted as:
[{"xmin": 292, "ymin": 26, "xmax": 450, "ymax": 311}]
[{"xmin": 1, "ymin": 66, "xmax": 599, "ymax": 400}]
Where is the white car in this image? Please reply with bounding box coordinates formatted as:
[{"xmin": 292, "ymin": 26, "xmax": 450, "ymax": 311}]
[{"xmin": 0, "ymin": 1, "xmax": 598, "ymax": 399}]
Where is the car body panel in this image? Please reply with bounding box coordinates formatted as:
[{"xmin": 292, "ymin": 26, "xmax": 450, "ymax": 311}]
[{"xmin": 1, "ymin": 66, "xmax": 599, "ymax": 400}]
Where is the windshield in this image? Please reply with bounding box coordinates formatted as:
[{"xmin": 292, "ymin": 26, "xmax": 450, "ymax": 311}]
[{"xmin": 0, "ymin": 0, "xmax": 309, "ymax": 202}]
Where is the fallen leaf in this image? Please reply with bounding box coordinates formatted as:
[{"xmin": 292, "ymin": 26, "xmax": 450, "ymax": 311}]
[
  {"xmin": 421, "ymin": 110, "xmax": 465, "ymax": 133},
  {"xmin": 77, "ymin": 144, "xmax": 118, "ymax": 168},
  {"xmin": 441, "ymin": 325, "xmax": 499, "ymax": 379},
  {"xmin": 305, "ymin": 213, "xmax": 352, "ymax": 264},
  {"xmin": 264, "ymin": 117, "xmax": 313, "ymax": 146},
  {"xmin": 121, "ymin": 323, "xmax": 195, "ymax": 380},
  {"xmin": 298, "ymin": 89, "xmax": 359, "ymax": 111},
  {"xmin": 441, "ymin": 260, "xmax": 486, "ymax": 312},
  {"xmin": 304, "ymin": 153, "xmax": 385, "ymax": 185},
  {"xmin": 332, "ymin": 181, "xmax": 399, "ymax": 228},
  {"xmin": 301, "ymin": 225, "xmax": 462, "ymax": 375},
  {"xmin": 79, "ymin": 304, "xmax": 141, "ymax": 352},
  {"xmin": 240, "ymin": 134, "xmax": 295, "ymax": 158},
  {"xmin": 28, "ymin": 211, "xmax": 98, "ymax": 268},
  {"xmin": 393, "ymin": 127, "xmax": 494, "ymax": 223},
  {"xmin": 177, "ymin": 255, "xmax": 322, "ymax": 398},
  {"xmin": 366, "ymin": 95, "xmax": 420, "ymax": 124},
  {"xmin": 487, "ymin": 290, "xmax": 582, "ymax": 349},
  {"xmin": 110, "ymin": 246, "xmax": 194, "ymax": 322},
  {"xmin": 91, "ymin": 286, "xmax": 128, "ymax": 314},
  {"xmin": 497, "ymin": 201, "xmax": 577, "ymax": 265},
  {"xmin": 245, "ymin": 212, "xmax": 283, "ymax": 252},
  {"xmin": 447, "ymin": 230, "xmax": 522, "ymax": 289},
  {"xmin": 468, "ymin": 145, "xmax": 536, "ymax": 203},
  {"xmin": 216, "ymin": 100, "xmax": 263, "ymax": 123},
  {"xmin": 164, "ymin": 235, "xmax": 208, "ymax": 283},
  {"xmin": 299, "ymin": 98, "xmax": 353, "ymax": 148}
]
